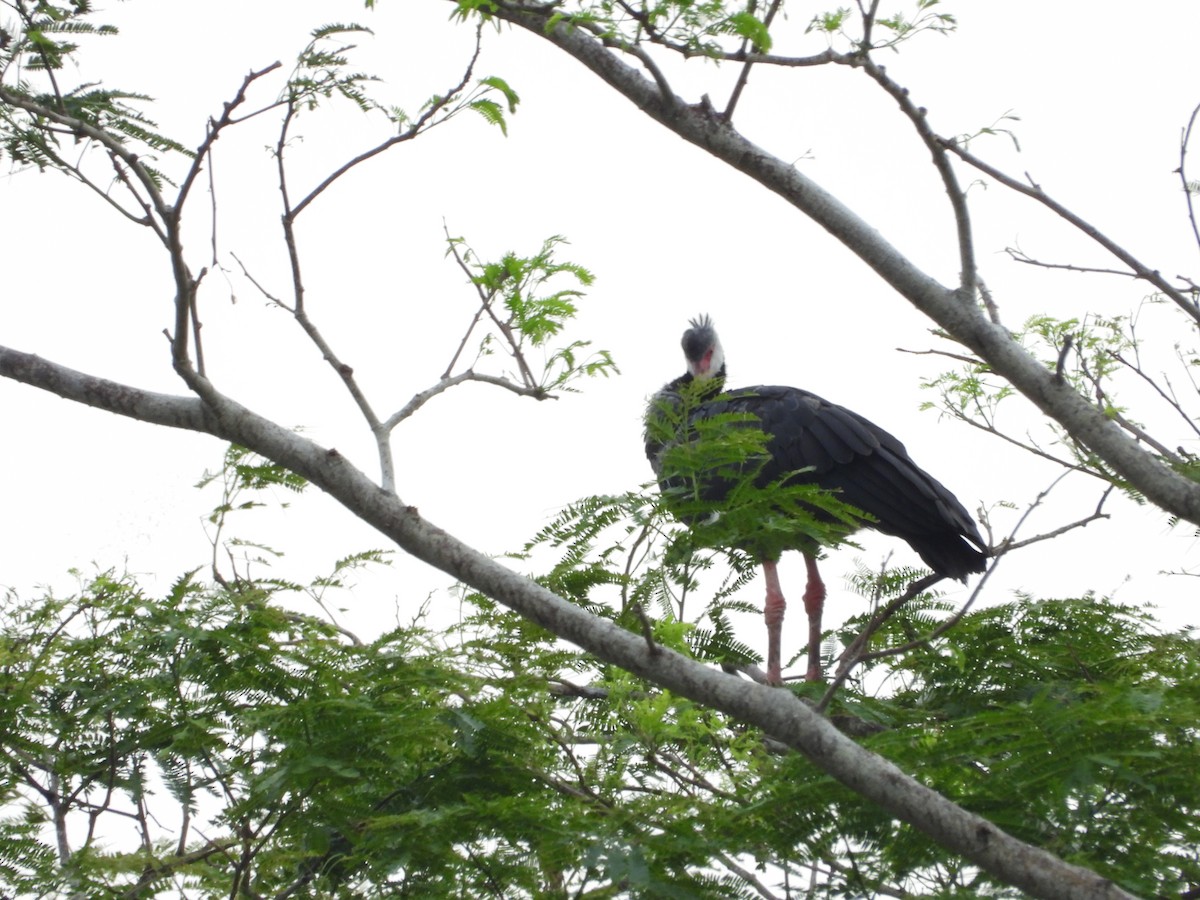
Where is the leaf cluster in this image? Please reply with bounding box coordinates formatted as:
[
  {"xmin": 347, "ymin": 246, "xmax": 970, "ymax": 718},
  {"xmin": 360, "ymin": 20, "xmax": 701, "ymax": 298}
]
[
  {"xmin": 0, "ymin": 2, "xmax": 192, "ymax": 175},
  {"xmin": 286, "ymin": 21, "xmax": 521, "ymax": 138},
  {"xmin": 516, "ymin": 448, "xmax": 1200, "ymax": 895},
  {"xmin": 457, "ymin": 0, "xmax": 954, "ymax": 70},
  {"xmin": 288, "ymin": 24, "xmax": 382, "ymax": 116},
  {"xmin": 0, "ymin": 1, "xmax": 117, "ymax": 75},
  {"xmin": 9, "ymin": 572, "xmax": 1197, "ymax": 897},
  {"xmin": 923, "ymin": 302, "xmax": 1200, "ymax": 501},
  {"xmin": 448, "ymin": 233, "xmax": 619, "ymax": 393},
  {"xmin": 4, "ymin": 444, "xmax": 1200, "ymax": 897}
]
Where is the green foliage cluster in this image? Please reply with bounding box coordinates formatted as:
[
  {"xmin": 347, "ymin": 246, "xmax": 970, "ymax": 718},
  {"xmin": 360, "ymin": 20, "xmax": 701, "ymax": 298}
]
[
  {"xmin": 1, "ymin": 448, "xmax": 1197, "ymax": 897},
  {"xmin": 805, "ymin": 0, "xmax": 954, "ymax": 47},
  {"xmin": 287, "ymin": 23, "xmax": 519, "ymax": 136},
  {"xmin": 448, "ymin": 233, "xmax": 618, "ymax": 393},
  {"xmin": 831, "ymin": 596, "xmax": 1200, "ymax": 895},
  {"xmin": 289, "ymin": 24, "xmax": 386, "ymax": 116},
  {"xmin": 0, "ymin": 6, "xmax": 519, "ymax": 191},
  {"xmin": 0, "ymin": 1, "xmax": 210, "ymax": 201},
  {"xmin": 922, "ymin": 301, "xmax": 1200, "ymax": 496},
  {"xmin": 0, "ymin": 0, "xmax": 187, "ymax": 178}
]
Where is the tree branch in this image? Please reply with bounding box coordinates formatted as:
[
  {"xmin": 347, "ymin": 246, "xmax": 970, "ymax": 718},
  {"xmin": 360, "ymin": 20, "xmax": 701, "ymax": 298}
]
[
  {"xmin": 1176, "ymin": 101, "xmax": 1200, "ymax": 259},
  {"xmin": 471, "ymin": 1, "xmax": 1200, "ymax": 527},
  {"xmin": 289, "ymin": 25, "xmax": 487, "ymax": 220},
  {"xmin": 944, "ymin": 137, "xmax": 1200, "ymax": 324},
  {"xmin": 0, "ymin": 341, "xmax": 1137, "ymax": 900},
  {"xmin": 860, "ymin": 58, "xmax": 977, "ymax": 299}
]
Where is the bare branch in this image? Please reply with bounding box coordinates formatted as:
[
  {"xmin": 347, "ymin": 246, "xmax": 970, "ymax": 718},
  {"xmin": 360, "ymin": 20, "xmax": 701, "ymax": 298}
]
[
  {"xmin": 722, "ymin": 0, "xmax": 784, "ymax": 121},
  {"xmin": 935, "ymin": 403, "xmax": 1103, "ymax": 479},
  {"xmin": 175, "ymin": 62, "xmax": 282, "ymax": 215},
  {"xmin": 386, "ymin": 370, "xmax": 553, "ymax": 431},
  {"xmin": 1177, "ymin": 101, "xmax": 1200, "ymax": 257},
  {"xmin": 995, "ymin": 486, "xmax": 1113, "ymax": 555},
  {"xmin": 815, "ymin": 570, "xmax": 945, "ymax": 711},
  {"xmin": 290, "ymin": 25, "xmax": 486, "ymax": 220},
  {"xmin": 0, "ymin": 346, "xmax": 215, "ymax": 434},
  {"xmin": 945, "ymin": 136, "xmax": 1200, "ymax": 325},
  {"xmin": 823, "ymin": 472, "xmax": 1101, "ymax": 705},
  {"xmin": 1006, "ymin": 246, "xmax": 1153, "ymax": 281},
  {"xmin": 1112, "ymin": 349, "xmax": 1200, "ymax": 440},
  {"xmin": 860, "ymin": 59, "xmax": 977, "ymax": 299},
  {"xmin": 1054, "ymin": 333, "xmax": 1073, "ymax": 384}
]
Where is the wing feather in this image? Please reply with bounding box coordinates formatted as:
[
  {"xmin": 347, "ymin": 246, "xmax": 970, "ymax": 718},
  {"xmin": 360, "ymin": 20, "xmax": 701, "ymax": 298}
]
[{"xmin": 663, "ymin": 384, "xmax": 986, "ymax": 577}]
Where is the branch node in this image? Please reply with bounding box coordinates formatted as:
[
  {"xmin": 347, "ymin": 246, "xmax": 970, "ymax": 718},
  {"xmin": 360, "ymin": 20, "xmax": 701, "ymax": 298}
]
[
  {"xmin": 632, "ymin": 604, "xmax": 659, "ymax": 656},
  {"xmin": 1054, "ymin": 335, "xmax": 1074, "ymax": 384}
]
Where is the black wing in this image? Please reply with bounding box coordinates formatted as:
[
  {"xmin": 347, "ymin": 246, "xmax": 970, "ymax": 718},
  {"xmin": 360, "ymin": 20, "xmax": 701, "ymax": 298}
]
[{"xmin": 684, "ymin": 385, "xmax": 988, "ymax": 580}]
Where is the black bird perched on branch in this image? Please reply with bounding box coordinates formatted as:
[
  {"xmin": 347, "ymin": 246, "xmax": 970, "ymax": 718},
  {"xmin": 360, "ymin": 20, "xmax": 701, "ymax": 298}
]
[{"xmin": 644, "ymin": 315, "xmax": 988, "ymax": 684}]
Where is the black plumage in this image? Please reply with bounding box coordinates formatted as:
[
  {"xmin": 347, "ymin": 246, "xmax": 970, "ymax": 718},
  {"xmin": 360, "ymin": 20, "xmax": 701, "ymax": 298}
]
[{"xmin": 645, "ymin": 315, "xmax": 988, "ymax": 683}]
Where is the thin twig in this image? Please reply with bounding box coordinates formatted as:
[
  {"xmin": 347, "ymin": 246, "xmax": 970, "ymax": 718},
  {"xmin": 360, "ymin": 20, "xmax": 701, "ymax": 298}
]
[
  {"xmin": 1176, "ymin": 101, "xmax": 1200, "ymax": 258},
  {"xmin": 814, "ymin": 572, "xmax": 943, "ymax": 712},
  {"xmin": 1054, "ymin": 334, "xmax": 1073, "ymax": 384},
  {"xmin": 819, "ymin": 471, "xmax": 1090, "ymax": 710},
  {"xmin": 722, "ymin": 0, "xmax": 784, "ymax": 120},
  {"xmin": 896, "ymin": 346, "xmax": 983, "ymax": 366},
  {"xmin": 944, "ymin": 136, "xmax": 1200, "ymax": 325},
  {"xmin": 994, "ymin": 485, "xmax": 1113, "ymax": 555},
  {"xmin": 1006, "ymin": 247, "xmax": 1153, "ymax": 281},
  {"xmin": 632, "ymin": 603, "xmax": 660, "ymax": 655},
  {"xmin": 290, "ymin": 25, "xmax": 486, "ymax": 219},
  {"xmin": 863, "ymin": 60, "xmax": 977, "ymax": 300},
  {"xmin": 176, "ymin": 62, "xmax": 282, "ymax": 215},
  {"xmin": 942, "ymin": 409, "xmax": 1103, "ymax": 480},
  {"xmin": 1111, "ymin": 348, "xmax": 1200, "ymax": 440},
  {"xmin": 384, "ymin": 370, "xmax": 553, "ymax": 432},
  {"xmin": 715, "ymin": 852, "xmax": 783, "ymax": 900},
  {"xmin": 442, "ymin": 232, "xmax": 543, "ymax": 391},
  {"xmin": 587, "ymin": 1, "xmax": 846, "ymax": 67},
  {"xmin": 440, "ymin": 222, "xmax": 492, "ymax": 378}
]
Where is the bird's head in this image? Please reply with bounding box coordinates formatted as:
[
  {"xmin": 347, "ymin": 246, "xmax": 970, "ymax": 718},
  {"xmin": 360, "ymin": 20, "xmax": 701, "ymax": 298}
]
[{"xmin": 682, "ymin": 314, "xmax": 725, "ymax": 382}]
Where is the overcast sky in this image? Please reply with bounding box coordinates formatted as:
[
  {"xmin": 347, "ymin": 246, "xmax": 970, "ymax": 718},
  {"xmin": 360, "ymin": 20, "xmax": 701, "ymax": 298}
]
[{"xmin": 2, "ymin": 1, "xmax": 1198, "ymax": 657}]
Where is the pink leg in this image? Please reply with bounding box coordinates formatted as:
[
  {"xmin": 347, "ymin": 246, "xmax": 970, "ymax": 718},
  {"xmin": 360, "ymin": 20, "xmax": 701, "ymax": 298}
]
[
  {"xmin": 803, "ymin": 553, "xmax": 827, "ymax": 681},
  {"xmin": 762, "ymin": 559, "xmax": 786, "ymax": 685}
]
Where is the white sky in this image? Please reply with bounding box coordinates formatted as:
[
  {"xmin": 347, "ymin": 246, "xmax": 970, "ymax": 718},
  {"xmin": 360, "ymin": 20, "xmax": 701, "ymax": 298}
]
[{"xmin": 2, "ymin": 1, "xmax": 1198, "ymax": 660}]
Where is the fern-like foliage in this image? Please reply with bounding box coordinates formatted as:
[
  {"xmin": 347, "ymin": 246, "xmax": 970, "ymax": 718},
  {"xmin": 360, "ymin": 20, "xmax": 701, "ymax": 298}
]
[
  {"xmin": 3, "ymin": 447, "xmax": 1198, "ymax": 897},
  {"xmin": 0, "ymin": 5, "xmax": 194, "ymax": 175},
  {"xmin": 446, "ymin": 232, "xmax": 619, "ymax": 393},
  {"xmin": 287, "ymin": 24, "xmax": 381, "ymax": 115},
  {"xmin": 922, "ymin": 301, "xmax": 1200, "ymax": 507}
]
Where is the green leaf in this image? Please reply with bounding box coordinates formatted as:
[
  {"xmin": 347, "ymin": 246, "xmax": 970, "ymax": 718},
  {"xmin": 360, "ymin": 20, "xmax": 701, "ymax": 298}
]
[
  {"xmin": 478, "ymin": 74, "xmax": 520, "ymax": 112},
  {"xmin": 725, "ymin": 11, "xmax": 772, "ymax": 52},
  {"xmin": 468, "ymin": 97, "xmax": 507, "ymax": 135}
]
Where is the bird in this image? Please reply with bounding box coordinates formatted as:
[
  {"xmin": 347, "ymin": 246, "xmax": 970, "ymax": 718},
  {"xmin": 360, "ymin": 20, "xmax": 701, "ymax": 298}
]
[{"xmin": 644, "ymin": 314, "xmax": 988, "ymax": 684}]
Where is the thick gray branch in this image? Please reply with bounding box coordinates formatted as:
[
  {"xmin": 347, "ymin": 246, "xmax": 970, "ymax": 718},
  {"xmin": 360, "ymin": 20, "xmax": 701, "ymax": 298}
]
[
  {"xmin": 0, "ymin": 349, "xmax": 215, "ymax": 433},
  {"xmin": 483, "ymin": 1, "xmax": 1200, "ymax": 527},
  {"xmin": 0, "ymin": 342, "xmax": 1133, "ymax": 900}
]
